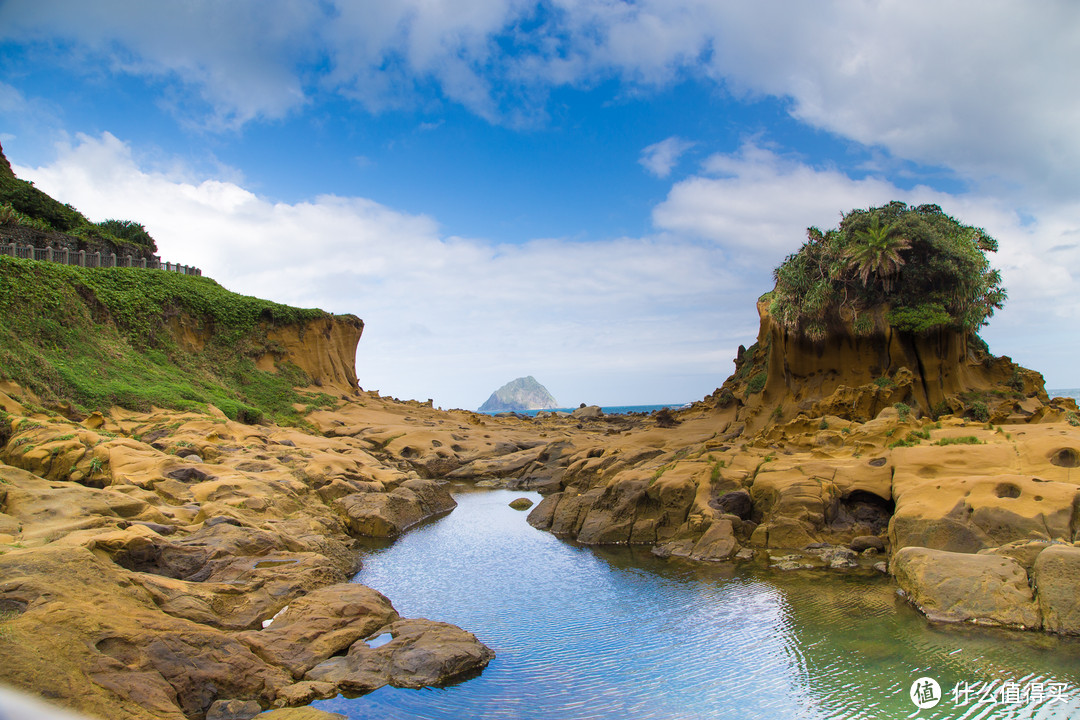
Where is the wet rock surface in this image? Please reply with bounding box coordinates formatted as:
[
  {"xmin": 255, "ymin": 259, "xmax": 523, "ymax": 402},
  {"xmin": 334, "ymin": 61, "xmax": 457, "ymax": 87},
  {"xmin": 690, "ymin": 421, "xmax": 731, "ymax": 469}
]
[
  {"xmin": 891, "ymin": 546, "xmax": 1041, "ymax": 628},
  {"xmin": 305, "ymin": 618, "xmax": 495, "ymax": 691}
]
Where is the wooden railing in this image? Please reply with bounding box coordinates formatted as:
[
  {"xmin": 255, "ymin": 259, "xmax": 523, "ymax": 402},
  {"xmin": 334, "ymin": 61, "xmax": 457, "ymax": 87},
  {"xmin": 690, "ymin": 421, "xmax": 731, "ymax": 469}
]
[{"xmin": 0, "ymin": 242, "xmax": 201, "ymax": 276}]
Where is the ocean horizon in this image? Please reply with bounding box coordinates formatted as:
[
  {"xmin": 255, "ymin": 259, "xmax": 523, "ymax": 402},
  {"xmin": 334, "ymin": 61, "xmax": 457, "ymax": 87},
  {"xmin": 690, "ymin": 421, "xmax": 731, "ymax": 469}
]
[
  {"xmin": 476, "ymin": 391, "xmax": 1080, "ymax": 417},
  {"xmin": 478, "ymin": 403, "xmax": 689, "ymax": 417}
]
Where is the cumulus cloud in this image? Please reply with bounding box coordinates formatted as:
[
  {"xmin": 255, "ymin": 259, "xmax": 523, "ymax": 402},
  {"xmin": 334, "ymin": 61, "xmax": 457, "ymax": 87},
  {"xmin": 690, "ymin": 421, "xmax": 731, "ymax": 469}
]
[
  {"xmin": 652, "ymin": 142, "xmax": 908, "ymax": 262},
  {"xmin": 16, "ymin": 133, "xmax": 751, "ymax": 408},
  {"xmin": 4, "ymin": 1, "xmax": 1078, "ymax": 194},
  {"xmin": 0, "ymin": 0, "xmax": 318, "ymax": 127},
  {"xmin": 639, "ymin": 137, "xmax": 695, "ymax": 178},
  {"xmin": 15, "ymin": 131, "xmax": 1080, "ymax": 404}
]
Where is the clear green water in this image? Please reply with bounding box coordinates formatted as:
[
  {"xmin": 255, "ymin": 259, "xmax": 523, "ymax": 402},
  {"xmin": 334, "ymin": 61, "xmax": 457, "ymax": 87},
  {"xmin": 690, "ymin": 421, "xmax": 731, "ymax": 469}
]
[{"xmin": 314, "ymin": 489, "xmax": 1080, "ymax": 719}]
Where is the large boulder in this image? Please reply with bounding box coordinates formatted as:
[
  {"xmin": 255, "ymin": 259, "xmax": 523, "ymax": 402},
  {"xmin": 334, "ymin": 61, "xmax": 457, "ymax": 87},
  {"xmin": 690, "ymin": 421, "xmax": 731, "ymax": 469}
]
[
  {"xmin": 334, "ymin": 479, "xmax": 456, "ymax": 537},
  {"xmin": 571, "ymin": 405, "xmax": 603, "ymax": 420},
  {"xmin": 1032, "ymin": 544, "xmax": 1080, "ymax": 635},
  {"xmin": 238, "ymin": 584, "xmax": 400, "ymax": 678},
  {"xmin": 688, "ymin": 518, "xmax": 739, "ymax": 561},
  {"xmin": 891, "ymin": 546, "xmax": 1040, "ymax": 628},
  {"xmin": 305, "ymin": 618, "xmax": 495, "ymax": 692}
]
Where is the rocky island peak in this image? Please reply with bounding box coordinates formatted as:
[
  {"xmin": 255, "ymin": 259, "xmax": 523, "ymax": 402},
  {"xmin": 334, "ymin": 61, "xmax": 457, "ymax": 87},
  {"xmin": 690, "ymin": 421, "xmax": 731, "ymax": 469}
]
[{"xmin": 478, "ymin": 375, "xmax": 558, "ymax": 412}]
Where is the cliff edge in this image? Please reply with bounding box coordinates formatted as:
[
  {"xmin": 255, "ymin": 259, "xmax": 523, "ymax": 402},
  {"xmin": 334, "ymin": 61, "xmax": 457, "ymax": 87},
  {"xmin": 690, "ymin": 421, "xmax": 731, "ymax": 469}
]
[
  {"xmin": 0, "ymin": 255, "xmax": 363, "ymax": 422},
  {"xmin": 706, "ymin": 297, "xmax": 1048, "ymax": 436}
]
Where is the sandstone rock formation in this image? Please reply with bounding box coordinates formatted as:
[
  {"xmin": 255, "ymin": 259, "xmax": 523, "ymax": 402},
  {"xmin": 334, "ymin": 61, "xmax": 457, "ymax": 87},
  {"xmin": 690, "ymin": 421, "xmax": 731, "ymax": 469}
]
[
  {"xmin": 0, "ymin": 390, "xmax": 500, "ymax": 720},
  {"xmin": 892, "ymin": 547, "xmax": 1041, "ymax": 628},
  {"xmin": 710, "ymin": 299, "xmax": 1050, "ymax": 436}
]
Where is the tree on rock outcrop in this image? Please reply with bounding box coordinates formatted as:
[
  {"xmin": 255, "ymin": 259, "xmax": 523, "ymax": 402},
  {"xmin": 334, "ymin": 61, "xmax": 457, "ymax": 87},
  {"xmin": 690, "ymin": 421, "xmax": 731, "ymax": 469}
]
[
  {"xmin": 770, "ymin": 202, "xmax": 1006, "ymax": 341},
  {"xmin": 845, "ymin": 215, "xmax": 910, "ymax": 291},
  {"xmin": 710, "ymin": 201, "xmax": 1048, "ymax": 431}
]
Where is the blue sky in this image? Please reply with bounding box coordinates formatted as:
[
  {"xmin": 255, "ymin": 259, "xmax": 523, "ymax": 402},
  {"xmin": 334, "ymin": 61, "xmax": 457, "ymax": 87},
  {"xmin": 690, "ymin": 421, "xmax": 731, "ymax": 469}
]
[{"xmin": 1, "ymin": 1, "xmax": 1079, "ymax": 409}]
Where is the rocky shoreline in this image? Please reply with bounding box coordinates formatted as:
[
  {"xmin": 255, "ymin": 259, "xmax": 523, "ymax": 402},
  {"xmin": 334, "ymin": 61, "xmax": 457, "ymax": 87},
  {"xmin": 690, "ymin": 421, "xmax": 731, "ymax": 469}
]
[
  {"xmin": 2, "ymin": 303, "xmax": 1080, "ymax": 719},
  {"xmin": 0, "ymin": 390, "xmax": 508, "ymax": 720},
  {"xmin": 2, "ymin": 364, "xmax": 1079, "ymax": 719}
]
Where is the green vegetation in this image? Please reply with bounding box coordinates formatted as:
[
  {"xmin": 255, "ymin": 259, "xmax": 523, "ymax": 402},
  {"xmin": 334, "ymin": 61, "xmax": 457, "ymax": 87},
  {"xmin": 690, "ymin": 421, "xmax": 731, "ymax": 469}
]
[
  {"xmin": 845, "ymin": 215, "xmax": 911, "ymax": 292},
  {"xmin": 0, "ymin": 156, "xmax": 157, "ymax": 255},
  {"xmin": 728, "ymin": 337, "xmax": 770, "ymax": 398},
  {"xmin": 935, "ymin": 436, "xmax": 984, "ymax": 446},
  {"xmin": 301, "ymin": 392, "xmax": 340, "ymax": 412},
  {"xmin": 931, "ymin": 401, "xmax": 952, "ymax": 419},
  {"xmin": 769, "ymin": 202, "xmax": 1005, "ymax": 341},
  {"xmin": 1067, "ymin": 412, "xmax": 1079, "ymax": 427},
  {"xmin": 0, "ymin": 608, "xmax": 18, "ymax": 639},
  {"xmin": 969, "ymin": 401, "xmax": 990, "ymax": 423},
  {"xmin": 888, "ymin": 427, "xmax": 931, "ymax": 449},
  {"xmin": 746, "ymin": 371, "xmax": 767, "ymax": 395},
  {"xmin": 893, "ymin": 402, "xmax": 912, "ymax": 421},
  {"xmin": 0, "ymin": 255, "xmax": 337, "ymax": 423}
]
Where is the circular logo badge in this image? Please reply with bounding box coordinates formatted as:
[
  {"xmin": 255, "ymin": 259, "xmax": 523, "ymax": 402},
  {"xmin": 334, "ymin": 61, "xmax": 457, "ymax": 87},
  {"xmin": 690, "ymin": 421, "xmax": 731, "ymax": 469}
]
[{"xmin": 910, "ymin": 677, "xmax": 942, "ymax": 709}]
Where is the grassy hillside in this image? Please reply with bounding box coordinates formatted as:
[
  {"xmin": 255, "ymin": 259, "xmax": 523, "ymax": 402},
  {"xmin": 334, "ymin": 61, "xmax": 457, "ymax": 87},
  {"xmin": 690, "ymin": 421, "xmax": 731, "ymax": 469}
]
[{"xmin": 0, "ymin": 255, "xmax": 342, "ymax": 423}]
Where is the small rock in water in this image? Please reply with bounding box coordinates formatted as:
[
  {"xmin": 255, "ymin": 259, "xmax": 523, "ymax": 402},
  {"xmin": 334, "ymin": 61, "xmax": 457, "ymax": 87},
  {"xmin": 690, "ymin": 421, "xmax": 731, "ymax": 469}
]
[
  {"xmin": 509, "ymin": 497, "xmax": 534, "ymax": 510},
  {"xmin": 206, "ymin": 699, "xmax": 262, "ymax": 720},
  {"xmin": 850, "ymin": 535, "xmax": 886, "ymax": 553}
]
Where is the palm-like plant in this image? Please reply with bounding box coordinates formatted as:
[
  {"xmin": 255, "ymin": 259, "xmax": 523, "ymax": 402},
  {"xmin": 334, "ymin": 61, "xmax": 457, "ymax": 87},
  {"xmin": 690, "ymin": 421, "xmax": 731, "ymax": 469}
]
[{"xmin": 845, "ymin": 215, "xmax": 910, "ymax": 292}]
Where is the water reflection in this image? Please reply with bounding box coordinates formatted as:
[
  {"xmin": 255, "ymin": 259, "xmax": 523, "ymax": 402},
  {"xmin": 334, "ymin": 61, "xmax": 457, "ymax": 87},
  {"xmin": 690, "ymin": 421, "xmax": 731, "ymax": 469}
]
[{"xmin": 314, "ymin": 489, "xmax": 1080, "ymax": 720}]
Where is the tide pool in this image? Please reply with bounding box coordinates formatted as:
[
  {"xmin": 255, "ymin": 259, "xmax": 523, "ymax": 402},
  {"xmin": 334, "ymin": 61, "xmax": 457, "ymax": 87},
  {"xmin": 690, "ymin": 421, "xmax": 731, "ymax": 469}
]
[{"xmin": 314, "ymin": 489, "xmax": 1080, "ymax": 720}]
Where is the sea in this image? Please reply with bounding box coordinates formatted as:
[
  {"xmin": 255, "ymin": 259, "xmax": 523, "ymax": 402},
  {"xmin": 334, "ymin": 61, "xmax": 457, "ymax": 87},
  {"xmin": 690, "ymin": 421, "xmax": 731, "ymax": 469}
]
[
  {"xmin": 480, "ymin": 392, "xmax": 1080, "ymax": 417},
  {"xmin": 1049, "ymin": 388, "xmax": 1080, "ymax": 403},
  {"xmin": 479, "ymin": 403, "xmax": 689, "ymax": 417}
]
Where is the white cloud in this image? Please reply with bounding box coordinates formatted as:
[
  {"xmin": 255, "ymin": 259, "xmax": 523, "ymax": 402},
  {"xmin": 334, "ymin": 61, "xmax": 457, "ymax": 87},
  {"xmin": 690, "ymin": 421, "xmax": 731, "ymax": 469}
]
[
  {"xmin": 17, "ymin": 133, "xmax": 751, "ymax": 409},
  {"xmin": 0, "ymin": 0, "xmax": 319, "ymax": 128},
  {"xmin": 5, "ymin": 1, "xmax": 1077, "ymax": 196},
  {"xmin": 639, "ymin": 137, "xmax": 695, "ymax": 178},
  {"xmin": 652, "ymin": 142, "xmax": 905, "ymax": 261},
  {"xmin": 16, "ymin": 132, "xmax": 1080, "ymax": 404},
  {"xmin": 688, "ymin": 1, "xmax": 1080, "ymax": 201}
]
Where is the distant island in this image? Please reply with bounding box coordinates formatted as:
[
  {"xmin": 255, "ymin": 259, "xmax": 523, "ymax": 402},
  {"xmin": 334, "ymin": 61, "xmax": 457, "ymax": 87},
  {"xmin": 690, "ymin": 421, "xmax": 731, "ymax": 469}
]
[{"xmin": 479, "ymin": 376, "xmax": 558, "ymax": 412}]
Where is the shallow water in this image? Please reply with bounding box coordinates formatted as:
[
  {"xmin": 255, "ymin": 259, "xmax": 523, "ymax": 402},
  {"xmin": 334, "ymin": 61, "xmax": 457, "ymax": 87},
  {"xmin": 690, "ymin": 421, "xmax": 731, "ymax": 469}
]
[{"xmin": 314, "ymin": 489, "xmax": 1080, "ymax": 720}]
